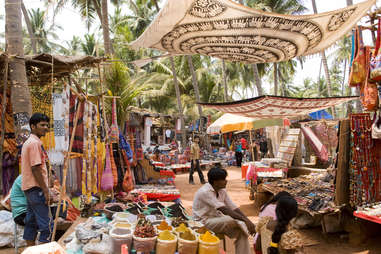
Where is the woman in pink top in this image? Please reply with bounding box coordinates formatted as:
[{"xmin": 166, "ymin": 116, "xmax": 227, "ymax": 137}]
[{"xmin": 254, "ymin": 191, "xmax": 293, "ymax": 254}]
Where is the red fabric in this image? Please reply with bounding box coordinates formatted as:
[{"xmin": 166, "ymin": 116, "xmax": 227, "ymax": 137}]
[
  {"xmin": 143, "ymin": 192, "xmax": 180, "ymax": 201},
  {"xmin": 241, "ymin": 138, "xmax": 247, "ymax": 149},
  {"xmin": 354, "ymin": 211, "xmax": 381, "ymax": 224}
]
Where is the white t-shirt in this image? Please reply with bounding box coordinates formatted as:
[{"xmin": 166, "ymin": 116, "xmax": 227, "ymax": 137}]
[{"xmin": 192, "ymin": 183, "xmax": 237, "ymax": 222}]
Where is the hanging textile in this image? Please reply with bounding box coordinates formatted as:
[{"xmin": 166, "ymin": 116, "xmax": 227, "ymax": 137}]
[
  {"xmin": 301, "ymin": 125, "xmax": 328, "ymax": 163},
  {"xmin": 97, "ymin": 101, "xmax": 106, "ymax": 191},
  {"xmin": 119, "ymin": 133, "xmax": 133, "ymax": 160},
  {"xmin": 2, "ymin": 152, "xmax": 16, "ymax": 194},
  {"xmin": 31, "ymin": 86, "xmax": 55, "ymax": 151},
  {"xmin": 350, "ymin": 113, "xmax": 381, "ymax": 207},
  {"xmin": 130, "ymin": 0, "xmax": 375, "ymax": 64},
  {"xmin": 69, "ymin": 91, "xmax": 84, "ymax": 154},
  {"xmin": 90, "ymin": 104, "xmax": 98, "ymax": 194},
  {"xmin": 109, "ymin": 144, "xmax": 118, "ymax": 187},
  {"xmin": 101, "ymin": 145, "xmax": 114, "ymax": 191},
  {"xmin": 0, "ymin": 89, "xmax": 17, "ymax": 156},
  {"xmin": 109, "ymin": 98, "xmax": 119, "ymax": 143}
]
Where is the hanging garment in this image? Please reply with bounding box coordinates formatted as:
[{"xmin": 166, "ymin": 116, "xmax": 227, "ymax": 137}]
[
  {"xmin": 109, "ymin": 144, "xmax": 119, "ymax": 187},
  {"xmin": 109, "ymin": 98, "xmax": 119, "ymax": 143},
  {"xmin": 69, "ymin": 92, "xmax": 84, "ymax": 154},
  {"xmin": 48, "ymin": 92, "xmax": 66, "ymax": 165},
  {"xmin": 0, "ymin": 89, "xmax": 17, "ymax": 156},
  {"xmin": 2, "ymin": 152, "xmax": 16, "ymax": 194},
  {"xmin": 301, "ymin": 125, "xmax": 328, "ymax": 163},
  {"xmin": 101, "ymin": 145, "xmax": 114, "ymax": 191},
  {"xmin": 119, "ymin": 133, "xmax": 133, "ymax": 160}
]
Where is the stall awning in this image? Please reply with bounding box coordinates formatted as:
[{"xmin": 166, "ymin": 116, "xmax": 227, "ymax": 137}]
[
  {"xmin": 200, "ymin": 96, "xmax": 357, "ymax": 119},
  {"xmin": 130, "ymin": 0, "xmax": 375, "ymax": 64},
  {"xmin": 207, "ymin": 113, "xmax": 285, "ymax": 134}
]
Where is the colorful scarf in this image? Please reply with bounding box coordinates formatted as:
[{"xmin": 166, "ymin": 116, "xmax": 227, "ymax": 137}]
[{"xmin": 69, "ymin": 92, "xmax": 84, "ymax": 154}]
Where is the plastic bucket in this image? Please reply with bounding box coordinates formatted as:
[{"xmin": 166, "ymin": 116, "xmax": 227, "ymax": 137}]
[
  {"xmin": 178, "ymin": 237, "xmax": 198, "ymax": 254},
  {"xmin": 156, "ymin": 234, "xmax": 177, "ymax": 254},
  {"xmin": 133, "ymin": 235, "xmax": 157, "ymax": 252},
  {"xmin": 110, "ymin": 227, "xmax": 133, "ymax": 254},
  {"xmin": 198, "ymin": 238, "xmax": 220, "ymax": 254}
]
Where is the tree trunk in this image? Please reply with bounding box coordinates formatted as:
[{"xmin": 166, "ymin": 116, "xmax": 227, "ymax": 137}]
[
  {"xmin": 252, "ymin": 64, "xmax": 263, "ymax": 96},
  {"xmin": 5, "ymin": 0, "xmax": 32, "ymax": 130},
  {"xmin": 222, "ymin": 59, "xmax": 228, "ymax": 102},
  {"xmin": 21, "ymin": 1, "xmax": 37, "ymax": 54},
  {"xmin": 152, "ymin": 0, "xmax": 160, "ymax": 12},
  {"xmin": 169, "ymin": 56, "xmax": 186, "ymax": 146},
  {"xmin": 273, "ymin": 63, "xmax": 278, "ymax": 96},
  {"xmin": 101, "ymin": 0, "xmax": 113, "ymax": 55},
  {"xmin": 187, "ymin": 55, "xmax": 203, "ymax": 125}
]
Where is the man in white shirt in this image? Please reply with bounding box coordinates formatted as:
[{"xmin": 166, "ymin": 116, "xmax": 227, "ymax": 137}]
[{"xmin": 193, "ymin": 167, "xmax": 255, "ymax": 254}]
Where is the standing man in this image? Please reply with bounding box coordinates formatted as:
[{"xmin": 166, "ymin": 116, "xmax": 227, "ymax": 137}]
[
  {"xmin": 193, "ymin": 167, "xmax": 255, "ymax": 254},
  {"xmin": 189, "ymin": 137, "xmax": 205, "ymax": 185},
  {"xmin": 21, "ymin": 113, "xmax": 52, "ymax": 245}
]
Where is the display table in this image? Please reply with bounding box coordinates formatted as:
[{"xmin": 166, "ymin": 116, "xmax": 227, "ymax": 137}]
[{"xmin": 353, "ymin": 211, "xmax": 381, "ymax": 224}]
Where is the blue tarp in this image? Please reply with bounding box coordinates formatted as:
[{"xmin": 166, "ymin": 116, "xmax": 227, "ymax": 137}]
[{"xmin": 309, "ymin": 110, "xmax": 333, "ymax": 120}]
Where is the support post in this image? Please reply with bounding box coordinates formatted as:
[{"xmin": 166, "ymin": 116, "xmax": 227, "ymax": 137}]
[{"xmin": 335, "ymin": 119, "xmax": 350, "ymax": 205}]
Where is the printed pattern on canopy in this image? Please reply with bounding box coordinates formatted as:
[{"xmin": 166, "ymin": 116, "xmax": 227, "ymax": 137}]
[
  {"xmin": 130, "ymin": 0, "xmax": 375, "ymax": 63},
  {"xmin": 200, "ymin": 96, "xmax": 357, "ymax": 119}
]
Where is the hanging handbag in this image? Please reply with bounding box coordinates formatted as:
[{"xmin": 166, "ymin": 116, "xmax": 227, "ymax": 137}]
[
  {"xmin": 372, "ymin": 111, "xmax": 381, "ymax": 139},
  {"xmin": 370, "ymin": 18, "xmax": 381, "ymax": 82},
  {"xmin": 361, "ymin": 46, "xmax": 379, "ymax": 111},
  {"xmin": 349, "ymin": 27, "xmax": 367, "ymax": 87},
  {"xmin": 101, "ymin": 145, "xmax": 114, "ymax": 191}
]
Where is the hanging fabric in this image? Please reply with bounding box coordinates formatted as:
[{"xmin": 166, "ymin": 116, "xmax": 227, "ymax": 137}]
[
  {"xmin": 101, "ymin": 145, "xmax": 114, "ymax": 191},
  {"xmin": 109, "ymin": 144, "xmax": 118, "ymax": 187},
  {"xmin": 349, "ymin": 27, "xmax": 367, "ymax": 87},
  {"xmin": 109, "ymin": 98, "xmax": 119, "ymax": 143},
  {"xmin": 360, "ymin": 46, "xmax": 379, "ymax": 111},
  {"xmin": 370, "ymin": 18, "xmax": 381, "ymax": 82},
  {"xmin": 69, "ymin": 91, "xmax": 84, "ymax": 154}
]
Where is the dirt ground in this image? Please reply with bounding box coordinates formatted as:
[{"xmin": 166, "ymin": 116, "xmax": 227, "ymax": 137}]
[{"xmin": 177, "ymin": 166, "xmax": 381, "ymax": 254}]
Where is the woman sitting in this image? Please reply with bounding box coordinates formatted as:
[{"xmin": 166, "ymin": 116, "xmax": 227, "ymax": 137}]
[{"xmin": 255, "ymin": 192, "xmax": 299, "ymax": 254}]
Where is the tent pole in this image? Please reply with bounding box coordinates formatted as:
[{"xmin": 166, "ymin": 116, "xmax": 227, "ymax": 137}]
[{"xmin": 249, "ymin": 130, "xmax": 254, "ymax": 161}]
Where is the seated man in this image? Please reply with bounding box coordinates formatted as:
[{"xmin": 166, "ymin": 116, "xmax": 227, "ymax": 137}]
[
  {"xmin": 10, "ymin": 175, "xmax": 27, "ymax": 226},
  {"xmin": 193, "ymin": 167, "xmax": 256, "ymax": 254}
]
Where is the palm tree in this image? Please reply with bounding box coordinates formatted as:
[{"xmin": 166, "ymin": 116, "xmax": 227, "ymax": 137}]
[
  {"xmin": 21, "ymin": 1, "xmax": 37, "ymax": 54},
  {"xmin": 5, "ymin": 0, "xmax": 32, "ymax": 131},
  {"xmin": 187, "ymin": 55, "xmax": 203, "ymax": 124},
  {"xmin": 81, "ymin": 34, "xmax": 100, "ymax": 56}
]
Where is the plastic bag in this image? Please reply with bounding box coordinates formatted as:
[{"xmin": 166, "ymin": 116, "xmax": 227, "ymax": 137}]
[
  {"xmin": 132, "ymin": 235, "xmax": 157, "ymax": 252},
  {"xmin": 83, "ymin": 234, "xmax": 111, "ymax": 254},
  {"xmin": 198, "ymin": 239, "xmax": 220, "ymax": 254},
  {"xmin": 0, "ymin": 215, "xmax": 14, "ymax": 234},
  {"xmin": 177, "ymin": 237, "xmax": 198, "ymax": 254},
  {"xmin": 22, "ymin": 241, "xmax": 66, "ymax": 254},
  {"xmin": 156, "ymin": 236, "xmax": 177, "ymax": 254}
]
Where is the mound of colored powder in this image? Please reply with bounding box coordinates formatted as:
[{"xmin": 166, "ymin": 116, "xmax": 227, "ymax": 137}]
[
  {"xmin": 200, "ymin": 231, "xmax": 219, "ymax": 243},
  {"xmin": 158, "ymin": 230, "xmax": 175, "ymax": 241},
  {"xmin": 180, "ymin": 229, "xmax": 196, "ymax": 241},
  {"xmin": 175, "ymin": 223, "xmax": 188, "ymax": 233},
  {"xmin": 157, "ymin": 221, "xmax": 172, "ymax": 231}
]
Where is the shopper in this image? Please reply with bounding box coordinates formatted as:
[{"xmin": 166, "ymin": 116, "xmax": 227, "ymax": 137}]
[
  {"xmin": 10, "ymin": 175, "xmax": 27, "ymax": 226},
  {"xmin": 189, "ymin": 137, "xmax": 205, "ymax": 185},
  {"xmin": 21, "ymin": 113, "xmax": 53, "ymax": 246},
  {"xmin": 235, "ymin": 139, "xmax": 243, "ymax": 167}
]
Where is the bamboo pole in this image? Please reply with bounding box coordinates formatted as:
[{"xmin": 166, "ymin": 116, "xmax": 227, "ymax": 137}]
[
  {"xmin": 51, "ymin": 98, "xmax": 83, "ymax": 241},
  {"xmin": 249, "ymin": 130, "xmax": 255, "ymax": 161},
  {"xmin": 0, "ymin": 56, "xmax": 9, "ymax": 171}
]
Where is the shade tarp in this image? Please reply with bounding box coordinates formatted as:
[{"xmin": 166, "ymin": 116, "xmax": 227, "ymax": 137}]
[
  {"xmin": 130, "ymin": 0, "xmax": 375, "ymax": 64},
  {"xmin": 200, "ymin": 95, "xmax": 357, "ymax": 119},
  {"xmin": 309, "ymin": 109, "xmax": 333, "ymax": 120},
  {"xmin": 207, "ymin": 113, "xmax": 284, "ymax": 134}
]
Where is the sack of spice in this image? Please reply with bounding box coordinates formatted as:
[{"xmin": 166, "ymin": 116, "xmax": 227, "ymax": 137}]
[
  {"xmin": 198, "ymin": 231, "xmax": 220, "ymax": 254},
  {"xmin": 156, "ymin": 230, "xmax": 177, "ymax": 254},
  {"xmin": 133, "ymin": 217, "xmax": 157, "ymax": 252},
  {"xmin": 178, "ymin": 229, "xmax": 198, "ymax": 254}
]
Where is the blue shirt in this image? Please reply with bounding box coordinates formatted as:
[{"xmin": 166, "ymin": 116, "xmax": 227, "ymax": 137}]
[
  {"xmin": 10, "ymin": 175, "xmax": 27, "ymax": 219},
  {"xmin": 235, "ymin": 144, "xmax": 243, "ymax": 153}
]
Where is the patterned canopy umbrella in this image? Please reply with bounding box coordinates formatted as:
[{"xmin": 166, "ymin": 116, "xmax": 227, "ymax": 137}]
[
  {"xmin": 130, "ymin": 0, "xmax": 375, "ymax": 63},
  {"xmin": 200, "ymin": 95, "xmax": 357, "ymax": 119}
]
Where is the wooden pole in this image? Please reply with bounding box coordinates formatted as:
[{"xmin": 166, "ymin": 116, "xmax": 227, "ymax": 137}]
[
  {"xmin": 335, "ymin": 120, "xmax": 350, "ymax": 205},
  {"xmin": 249, "ymin": 130, "xmax": 254, "ymax": 161},
  {"xmin": 0, "ymin": 56, "xmax": 9, "ymax": 170},
  {"xmin": 51, "ymin": 98, "xmax": 83, "ymax": 241}
]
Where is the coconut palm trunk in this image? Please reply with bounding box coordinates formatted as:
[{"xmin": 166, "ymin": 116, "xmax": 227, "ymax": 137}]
[
  {"xmin": 187, "ymin": 56, "xmax": 203, "ymax": 125},
  {"xmin": 222, "ymin": 59, "xmax": 228, "ymax": 102},
  {"xmin": 21, "ymin": 1, "xmax": 37, "ymax": 54},
  {"xmin": 170, "ymin": 56, "xmax": 186, "ymax": 146},
  {"xmin": 252, "ymin": 64, "xmax": 263, "ymax": 96},
  {"xmin": 92, "ymin": 0, "xmax": 113, "ymax": 55},
  {"xmin": 5, "ymin": 0, "xmax": 32, "ymax": 130},
  {"xmin": 273, "ymin": 63, "xmax": 278, "ymax": 96}
]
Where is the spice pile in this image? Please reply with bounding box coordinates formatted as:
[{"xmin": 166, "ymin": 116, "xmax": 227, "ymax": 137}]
[
  {"xmin": 180, "ymin": 229, "xmax": 196, "ymax": 241},
  {"xmin": 158, "ymin": 230, "xmax": 176, "ymax": 241},
  {"xmin": 157, "ymin": 221, "xmax": 172, "ymax": 231},
  {"xmin": 200, "ymin": 231, "xmax": 219, "ymax": 243},
  {"xmin": 134, "ymin": 218, "xmax": 156, "ymax": 238}
]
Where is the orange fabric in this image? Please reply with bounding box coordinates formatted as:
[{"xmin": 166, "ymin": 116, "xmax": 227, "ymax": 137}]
[
  {"xmin": 21, "ymin": 134, "xmax": 48, "ymax": 191},
  {"xmin": 361, "ymin": 46, "xmax": 379, "ymax": 111},
  {"xmin": 349, "ymin": 27, "xmax": 367, "ymax": 87}
]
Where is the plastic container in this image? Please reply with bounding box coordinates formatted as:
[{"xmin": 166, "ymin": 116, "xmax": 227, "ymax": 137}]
[
  {"xmin": 156, "ymin": 233, "xmax": 177, "ymax": 254},
  {"xmin": 132, "ymin": 235, "xmax": 157, "ymax": 252},
  {"xmin": 110, "ymin": 227, "xmax": 133, "ymax": 254},
  {"xmin": 198, "ymin": 238, "xmax": 220, "ymax": 254},
  {"xmin": 178, "ymin": 235, "xmax": 198, "ymax": 254}
]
